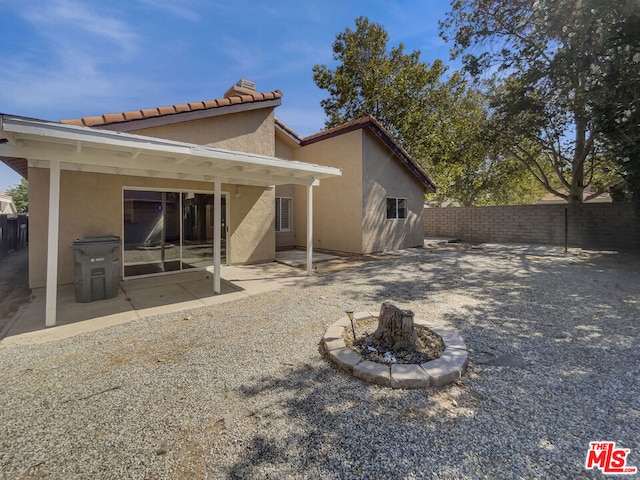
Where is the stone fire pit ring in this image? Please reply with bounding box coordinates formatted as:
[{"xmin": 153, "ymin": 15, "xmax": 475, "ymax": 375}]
[{"xmin": 322, "ymin": 311, "xmax": 468, "ymax": 389}]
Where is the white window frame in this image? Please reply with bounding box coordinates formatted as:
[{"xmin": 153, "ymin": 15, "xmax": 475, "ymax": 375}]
[
  {"xmin": 276, "ymin": 196, "xmax": 292, "ymax": 232},
  {"xmin": 386, "ymin": 197, "xmax": 408, "ymax": 220}
]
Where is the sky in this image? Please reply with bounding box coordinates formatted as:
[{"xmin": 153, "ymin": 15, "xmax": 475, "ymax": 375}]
[{"xmin": 0, "ymin": 0, "xmax": 457, "ymax": 192}]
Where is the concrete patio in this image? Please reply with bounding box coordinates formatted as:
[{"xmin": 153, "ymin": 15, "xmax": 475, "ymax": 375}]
[{"xmin": 1, "ymin": 251, "xmax": 337, "ymax": 345}]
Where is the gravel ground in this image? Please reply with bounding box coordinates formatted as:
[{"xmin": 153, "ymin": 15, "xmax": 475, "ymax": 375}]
[{"xmin": 1, "ymin": 244, "xmax": 639, "ymax": 479}]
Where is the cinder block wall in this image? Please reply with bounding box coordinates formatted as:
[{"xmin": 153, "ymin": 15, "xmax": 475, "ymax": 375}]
[{"xmin": 424, "ymin": 203, "xmax": 640, "ymax": 250}]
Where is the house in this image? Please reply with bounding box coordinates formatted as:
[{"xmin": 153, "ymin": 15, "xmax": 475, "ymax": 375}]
[
  {"xmin": 0, "ymin": 193, "xmax": 17, "ymax": 215},
  {"xmin": 0, "ymin": 81, "xmax": 340, "ymax": 326},
  {"xmin": 0, "ymin": 79, "xmax": 435, "ymax": 327},
  {"xmin": 274, "ymin": 116, "xmax": 436, "ymax": 254}
]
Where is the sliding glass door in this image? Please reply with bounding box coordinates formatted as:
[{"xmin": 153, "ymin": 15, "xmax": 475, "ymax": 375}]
[
  {"xmin": 123, "ymin": 189, "xmax": 227, "ymax": 278},
  {"xmin": 181, "ymin": 192, "xmax": 227, "ymax": 269}
]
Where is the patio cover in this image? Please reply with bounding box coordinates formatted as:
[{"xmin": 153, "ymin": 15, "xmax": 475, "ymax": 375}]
[{"xmin": 0, "ymin": 115, "xmax": 341, "ymax": 327}]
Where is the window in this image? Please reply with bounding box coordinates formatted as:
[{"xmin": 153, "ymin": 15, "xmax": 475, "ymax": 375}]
[
  {"xmin": 276, "ymin": 197, "xmax": 292, "ymax": 232},
  {"xmin": 122, "ymin": 189, "xmax": 228, "ymax": 277},
  {"xmin": 386, "ymin": 197, "xmax": 407, "ymax": 220}
]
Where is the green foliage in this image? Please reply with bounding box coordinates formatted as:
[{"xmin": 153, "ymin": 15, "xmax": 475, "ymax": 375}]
[
  {"xmin": 440, "ymin": 0, "xmax": 640, "ymax": 203},
  {"xmin": 313, "ymin": 16, "xmax": 445, "ymax": 136},
  {"xmin": 4, "ymin": 178, "xmax": 28, "ymax": 213},
  {"xmin": 313, "ymin": 17, "xmax": 543, "ymax": 206},
  {"xmin": 420, "ymin": 77, "xmax": 546, "ymax": 205},
  {"xmin": 589, "ymin": 8, "xmax": 640, "ymax": 210}
]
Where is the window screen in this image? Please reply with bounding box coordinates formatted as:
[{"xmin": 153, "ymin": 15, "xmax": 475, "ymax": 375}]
[
  {"xmin": 386, "ymin": 197, "xmax": 407, "ymax": 220},
  {"xmin": 276, "ymin": 197, "xmax": 292, "ymax": 231}
]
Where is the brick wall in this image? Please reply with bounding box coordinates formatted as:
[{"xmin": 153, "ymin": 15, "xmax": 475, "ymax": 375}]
[{"xmin": 424, "ymin": 203, "xmax": 640, "ymax": 250}]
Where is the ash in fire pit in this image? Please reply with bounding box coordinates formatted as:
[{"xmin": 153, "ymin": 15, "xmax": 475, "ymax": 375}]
[{"xmin": 343, "ymin": 302, "xmax": 444, "ymax": 365}]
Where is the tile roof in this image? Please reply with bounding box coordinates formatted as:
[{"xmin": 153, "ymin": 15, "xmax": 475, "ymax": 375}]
[
  {"xmin": 300, "ymin": 116, "xmax": 437, "ymax": 193},
  {"xmin": 60, "ymin": 91, "xmax": 282, "ymax": 128},
  {"xmin": 301, "ymin": 116, "xmax": 374, "ymax": 145},
  {"xmin": 274, "ymin": 117, "xmax": 303, "ymax": 143}
]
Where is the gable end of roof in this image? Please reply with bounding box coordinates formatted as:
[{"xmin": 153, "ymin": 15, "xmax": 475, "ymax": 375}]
[
  {"xmin": 301, "ymin": 116, "xmax": 436, "ymax": 193},
  {"xmin": 365, "ymin": 120, "xmax": 437, "ymax": 193}
]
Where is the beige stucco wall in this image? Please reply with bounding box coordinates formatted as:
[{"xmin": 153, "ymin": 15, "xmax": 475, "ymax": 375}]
[
  {"xmin": 28, "ymin": 168, "xmax": 274, "ymax": 288},
  {"xmin": 136, "ymin": 110, "xmax": 277, "ymax": 264},
  {"xmin": 276, "ymin": 127, "xmax": 426, "ymax": 255},
  {"xmin": 294, "ymin": 131, "xmax": 364, "ymax": 253},
  {"xmin": 135, "ymin": 109, "xmax": 275, "ymax": 156},
  {"xmin": 29, "ymin": 109, "xmax": 277, "ymax": 288},
  {"xmin": 274, "ymin": 183, "xmax": 296, "ymax": 249},
  {"xmin": 275, "ymin": 132, "xmax": 297, "ymax": 160},
  {"xmin": 274, "ymin": 134, "xmax": 299, "ymax": 249},
  {"xmin": 361, "ymin": 130, "xmax": 426, "ymax": 252}
]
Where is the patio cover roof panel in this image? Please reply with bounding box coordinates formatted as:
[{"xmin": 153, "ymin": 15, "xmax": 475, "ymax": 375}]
[{"xmin": 0, "ymin": 115, "xmax": 341, "ymax": 187}]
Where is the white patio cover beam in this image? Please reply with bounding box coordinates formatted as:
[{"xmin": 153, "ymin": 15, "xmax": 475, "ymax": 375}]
[
  {"xmin": 213, "ymin": 180, "xmax": 222, "ymax": 294},
  {"xmin": 307, "ymin": 184, "xmax": 313, "ymax": 275},
  {"xmin": 45, "ymin": 160, "xmax": 60, "ymax": 327}
]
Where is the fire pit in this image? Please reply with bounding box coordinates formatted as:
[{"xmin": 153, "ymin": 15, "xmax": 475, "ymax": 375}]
[{"xmin": 322, "ymin": 302, "xmax": 468, "ymax": 388}]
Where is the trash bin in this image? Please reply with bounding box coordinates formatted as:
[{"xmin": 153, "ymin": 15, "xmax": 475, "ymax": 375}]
[{"xmin": 71, "ymin": 236, "xmax": 121, "ymax": 303}]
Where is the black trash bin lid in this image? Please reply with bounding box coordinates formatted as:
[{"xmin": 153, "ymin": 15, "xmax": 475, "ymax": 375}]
[{"xmin": 71, "ymin": 235, "xmax": 121, "ymax": 246}]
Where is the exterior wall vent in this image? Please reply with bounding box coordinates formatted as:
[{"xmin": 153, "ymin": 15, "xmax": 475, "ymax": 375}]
[
  {"xmin": 224, "ymin": 78, "xmax": 257, "ymax": 98},
  {"xmin": 236, "ymin": 79, "xmax": 256, "ymax": 91}
]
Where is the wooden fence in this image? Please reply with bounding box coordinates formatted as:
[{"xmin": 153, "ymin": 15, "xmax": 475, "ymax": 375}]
[{"xmin": 0, "ymin": 214, "xmax": 28, "ymax": 258}]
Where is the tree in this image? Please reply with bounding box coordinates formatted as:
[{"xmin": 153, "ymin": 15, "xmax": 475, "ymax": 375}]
[
  {"xmin": 419, "ymin": 75, "xmax": 546, "ymax": 205},
  {"xmin": 590, "ymin": 9, "xmax": 640, "ymax": 210},
  {"xmin": 440, "ymin": 0, "xmax": 639, "ymax": 203},
  {"xmin": 313, "ymin": 16, "xmax": 445, "ymax": 137},
  {"xmin": 4, "ymin": 178, "xmax": 28, "ymax": 213},
  {"xmin": 313, "ymin": 17, "xmax": 543, "ymax": 206}
]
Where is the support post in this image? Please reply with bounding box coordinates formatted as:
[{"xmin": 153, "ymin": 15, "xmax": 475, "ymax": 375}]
[
  {"xmin": 213, "ymin": 180, "xmax": 221, "ymax": 294},
  {"xmin": 307, "ymin": 183, "xmax": 313, "ymax": 275},
  {"xmin": 45, "ymin": 160, "xmax": 61, "ymax": 327},
  {"xmin": 564, "ymin": 207, "xmax": 568, "ymax": 254}
]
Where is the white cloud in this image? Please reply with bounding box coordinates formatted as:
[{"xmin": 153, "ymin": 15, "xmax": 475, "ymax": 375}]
[
  {"xmin": 21, "ymin": 0, "xmax": 139, "ymax": 56},
  {"xmin": 0, "ymin": 0, "xmax": 155, "ymax": 117},
  {"xmin": 0, "ymin": 48, "xmax": 157, "ymax": 119},
  {"xmin": 0, "ymin": 0, "xmax": 456, "ymax": 126}
]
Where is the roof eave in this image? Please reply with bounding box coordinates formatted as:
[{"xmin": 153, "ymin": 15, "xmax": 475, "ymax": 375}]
[
  {"xmin": 274, "ymin": 118, "xmax": 303, "ymax": 145},
  {"xmin": 90, "ymin": 98, "xmax": 282, "ymax": 133},
  {"xmin": 366, "ymin": 121, "xmax": 437, "ymax": 193},
  {"xmin": 0, "ymin": 115, "xmax": 341, "ymax": 187},
  {"xmin": 301, "ymin": 116, "xmax": 437, "ymax": 193},
  {"xmin": 60, "ymin": 91, "xmax": 283, "ymax": 131}
]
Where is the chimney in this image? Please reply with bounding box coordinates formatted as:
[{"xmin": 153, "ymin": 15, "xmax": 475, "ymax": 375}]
[{"xmin": 224, "ymin": 78, "xmax": 257, "ymax": 98}]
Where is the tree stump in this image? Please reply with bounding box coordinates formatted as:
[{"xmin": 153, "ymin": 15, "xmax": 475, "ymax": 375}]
[{"xmin": 371, "ymin": 302, "xmax": 418, "ymax": 351}]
